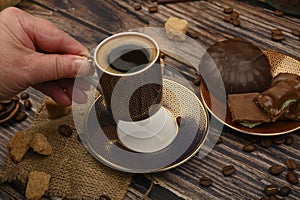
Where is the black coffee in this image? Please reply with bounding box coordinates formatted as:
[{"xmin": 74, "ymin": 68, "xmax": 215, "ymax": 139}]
[{"xmin": 108, "ymin": 45, "xmax": 150, "ymax": 72}]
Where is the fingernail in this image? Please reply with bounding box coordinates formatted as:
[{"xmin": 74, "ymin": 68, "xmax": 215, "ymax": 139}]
[{"xmin": 72, "ymin": 58, "xmax": 94, "ymax": 76}]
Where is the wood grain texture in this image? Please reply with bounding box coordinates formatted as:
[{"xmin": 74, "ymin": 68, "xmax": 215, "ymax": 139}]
[{"xmin": 1, "ymin": 0, "xmax": 300, "ymax": 199}]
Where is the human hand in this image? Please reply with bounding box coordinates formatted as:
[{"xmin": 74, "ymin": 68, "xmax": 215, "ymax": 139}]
[{"xmin": 0, "ymin": 7, "xmax": 94, "ymax": 106}]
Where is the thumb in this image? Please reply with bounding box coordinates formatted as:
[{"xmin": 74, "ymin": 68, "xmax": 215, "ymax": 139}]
[{"xmin": 26, "ymin": 53, "xmax": 93, "ymax": 84}]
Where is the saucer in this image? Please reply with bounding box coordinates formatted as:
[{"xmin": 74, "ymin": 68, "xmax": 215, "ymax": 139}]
[{"xmin": 82, "ymin": 78, "xmax": 208, "ymax": 173}]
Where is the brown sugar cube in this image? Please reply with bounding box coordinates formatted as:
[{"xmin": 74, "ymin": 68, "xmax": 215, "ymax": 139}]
[
  {"xmin": 165, "ymin": 16, "xmax": 189, "ymax": 41},
  {"xmin": 7, "ymin": 131, "xmax": 31, "ymax": 162},
  {"xmin": 30, "ymin": 133, "xmax": 52, "ymax": 156},
  {"xmin": 44, "ymin": 96, "xmax": 71, "ymax": 119},
  {"xmin": 25, "ymin": 171, "xmax": 51, "ymax": 200}
]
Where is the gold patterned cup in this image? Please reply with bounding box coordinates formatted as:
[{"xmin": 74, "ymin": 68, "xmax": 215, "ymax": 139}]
[{"xmin": 94, "ymin": 32, "xmax": 162, "ymax": 122}]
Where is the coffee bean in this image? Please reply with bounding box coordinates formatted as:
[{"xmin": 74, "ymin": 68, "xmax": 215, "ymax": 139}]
[
  {"xmin": 14, "ymin": 111, "xmax": 27, "ymax": 122},
  {"xmin": 149, "ymin": 6, "xmax": 158, "ymax": 13},
  {"xmin": 291, "ymin": 29, "xmax": 300, "ymax": 37},
  {"xmin": 279, "ymin": 186, "xmax": 290, "ymax": 197},
  {"xmin": 187, "ymin": 30, "xmax": 199, "ymax": 39},
  {"xmin": 242, "ymin": 144, "xmax": 255, "ymax": 152},
  {"xmin": 230, "ymin": 11, "xmax": 239, "ymax": 20},
  {"xmin": 269, "ymin": 165, "xmax": 284, "ymax": 175},
  {"xmin": 259, "ymin": 197, "xmax": 268, "ymax": 200},
  {"xmin": 160, "ymin": 52, "xmax": 166, "ymax": 59},
  {"xmin": 286, "ymin": 171, "xmax": 298, "ymax": 185},
  {"xmin": 271, "ymin": 29, "xmax": 283, "ymax": 36},
  {"xmin": 260, "ymin": 138, "xmax": 273, "ymax": 148},
  {"xmin": 176, "ymin": 116, "xmax": 183, "ymax": 127},
  {"xmin": 0, "ymin": 104, "xmax": 5, "ymax": 113},
  {"xmin": 223, "ymin": 15, "xmax": 231, "ymax": 22},
  {"xmin": 58, "ymin": 124, "xmax": 73, "ymax": 137},
  {"xmin": 232, "ymin": 18, "xmax": 241, "ymax": 26},
  {"xmin": 264, "ymin": 184, "xmax": 279, "ymax": 196},
  {"xmin": 269, "ymin": 195, "xmax": 277, "ymax": 200},
  {"xmin": 222, "ymin": 165, "xmax": 236, "ymax": 176},
  {"xmin": 286, "ymin": 159, "xmax": 297, "ymax": 170},
  {"xmin": 272, "ymin": 34, "xmax": 285, "ymax": 41},
  {"xmin": 12, "ymin": 96, "xmax": 19, "ymax": 102},
  {"xmin": 223, "ymin": 7, "xmax": 233, "ymax": 14},
  {"xmin": 284, "ymin": 136, "xmax": 294, "ymax": 146},
  {"xmin": 24, "ymin": 99, "xmax": 32, "ymax": 110},
  {"xmin": 20, "ymin": 92, "xmax": 29, "ymax": 100},
  {"xmin": 199, "ymin": 176, "xmax": 213, "ymax": 187},
  {"xmin": 0, "ymin": 101, "xmax": 16, "ymax": 119},
  {"xmin": 193, "ymin": 76, "xmax": 201, "ymax": 86},
  {"xmin": 216, "ymin": 136, "xmax": 222, "ymax": 145},
  {"xmin": 272, "ymin": 136, "xmax": 285, "ymax": 145},
  {"xmin": 274, "ymin": 10, "xmax": 284, "ymax": 16},
  {"xmin": 133, "ymin": 4, "xmax": 142, "ymax": 11}
]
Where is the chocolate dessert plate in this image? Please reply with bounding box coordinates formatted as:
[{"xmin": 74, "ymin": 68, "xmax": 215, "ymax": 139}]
[
  {"xmin": 200, "ymin": 50, "xmax": 300, "ymax": 136},
  {"xmin": 77, "ymin": 79, "xmax": 208, "ymax": 173}
]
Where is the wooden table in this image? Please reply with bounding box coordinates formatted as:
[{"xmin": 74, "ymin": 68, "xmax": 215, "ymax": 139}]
[{"xmin": 1, "ymin": 0, "xmax": 300, "ymax": 199}]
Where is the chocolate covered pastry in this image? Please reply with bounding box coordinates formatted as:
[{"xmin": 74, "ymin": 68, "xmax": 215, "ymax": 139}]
[
  {"xmin": 272, "ymin": 73, "xmax": 300, "ymax": 86},
  {"xmin": 254, "ymin": 79, "xmax": 300, "ymax": 122},
  {"xmin": 282, "ymin": 102, "xmax": 300, "ymax": 121},
  {"xmin": 199, "ymin": 39, "xmax": 272, "ymax": 100},
  {"xmin": 228, "ymin": 93, "xmax": 271, "ymax": 128}
]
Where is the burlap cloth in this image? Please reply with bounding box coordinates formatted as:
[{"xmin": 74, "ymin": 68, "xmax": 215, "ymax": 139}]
[{"xmin": 0, "ymin": 100, "xmax": 132, "ymax": 199}]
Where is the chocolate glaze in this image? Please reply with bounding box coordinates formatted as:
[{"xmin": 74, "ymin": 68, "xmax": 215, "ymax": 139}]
[
  {"xmin": 282, "ymin": 102, "xmax": 300, "ymax": 121},
  {"xmin": 228, "ymin": 93, "xmax": 271, "ymax": 123},
  {"xmin": 272, "ymin": 73, "xmax": 300, "ymax": 86},
  {"xmin": 199, "ymin": 39, "xmax": 272, "ymax": 100},
  {"xmin": 254, "ymin": 79, "xmax": 300, "ymax": 122}
]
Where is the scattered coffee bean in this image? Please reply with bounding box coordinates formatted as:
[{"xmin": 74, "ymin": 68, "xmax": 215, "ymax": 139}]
[
  {"xmin": 223, "ymin": 15, "xmax": 231, "ymax": 22},
  {"xmin": 24, "ymin": 99, "xmax": 32, "ymax": 110},
  {"xmin": 133, "ymin": 4, "xmax": 142, "ymax": 11},
  {"xmin": 230, "ymin": 11, "xmax": 239, "ymax": 20},
  {"xmin": 259, "ymin": 197, "xmax": 268, "ymax": 200},
  {"xmin": 272, "ymin": 136, "xmax": 285, "ymax": 145},
  {"xmin": 286, "ymin": 159, "xmax": 297, "ymax": 170},
  {"xmin": 272, "ymin": 34, "xmax": 285, "ymax": 41},
  {"xmin": 187, "ymin": 30, "xmax": 199, "ymax": 39},
  {"xmin": 0, "ymin": 104, "xmax": 5, "ymax": 113},
  {"xmin": 199, "ymin": 176, "xmax": 213, "ymax": 187},
  {"xmin": 193, "ymin": 76, "xmax": 201, "ymax": 86},
  {"xmin": 216, "ymin": 136, "xmax": 222, "ymax": 145},
  {"xmin": 176, "ymin": 116, "xmax": 183, "ymax": 127},
  {"xmin": 260, "ymin": 138, "xmax": 273, "ymax": 148},
  {"xmin": 223, "ymin": 7, "xmax": 233, "ymax": 14},
  {"xmin": 264, "ymin": 184, "xmax": 279, "ymax": 196},
  {"xmin": 149, "ymin": 6, "xmax": 158, "ymax": 13},
  {"xmin": 269, "ymin": 165, "xmax": 284, "ymax": 176},
  {"xmin": 20, "ymin": 92, "xmax": 29, "ymax": 100},
  {"xmin": 232, "ymin": 18, "xmax": 241, "ymax": 26},
  {"xmin": 14, "ymin": 111, "xmax": 27, "ymax": 122},
  {"xmin": 271, "ymin": 29, "xmax": 283, "ymax": 36},
  {"xmin": 284, "ymin": 136, "xmax": 293, "ymax": 146},
  {"xmin": 12, "ymin": 96, "xmax": 19, "ymax": 102},
  {"xmin": 242, "ymin": 144, "xmax": 255, "ymax": 152},
  {"xmin": 222, "ymin": 165, "xmax": 236, "ymax": 176},
  {"xmin": 160, "ymin": 52, "xmax": 166, "ymax": 59},
  {"xmin": 274, "ymin": 10, "xmax": 284, "ymax": 16},
  {"xmin": 291, "ymin": 29, "xmax": 300, "ymax": 36},
  {"xmin": 286, "ymin": 171, "xmax": 298, "ymax": 185},
  {"xmin": 269, "ymin": 195, "xmax": 277, "ymax": 200},
  {"xmin": 279, "ymin": 186, "xmax": 290, "ymax": 197},
  {"xmin": 58, "ymin": 124, "xmax": 73, "ymax": 137}
]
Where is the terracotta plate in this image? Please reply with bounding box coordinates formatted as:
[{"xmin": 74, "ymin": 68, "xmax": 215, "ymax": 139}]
[{"xmin": 200, "ymin": 50, "xmax": 300, "ymax": 136}]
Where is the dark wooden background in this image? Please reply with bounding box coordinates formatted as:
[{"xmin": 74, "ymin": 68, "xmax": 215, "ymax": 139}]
[{"xmin": 0, "ymin": 0, "xmax": 299, "ymax": 199}]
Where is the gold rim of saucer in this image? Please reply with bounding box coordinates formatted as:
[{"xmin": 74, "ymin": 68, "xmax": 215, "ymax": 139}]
[
  {"xmin": 83, "ymin": 78, "xmax": 208, "ymax": 173},
  {"xmin": 200, "ymin": 50, "xmax": 300, "ymax": 136}
]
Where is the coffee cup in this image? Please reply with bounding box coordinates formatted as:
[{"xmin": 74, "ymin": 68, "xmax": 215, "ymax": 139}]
[{"xmin": 93, "ymin": 32, "xmax": 162, "ymax": 122}]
